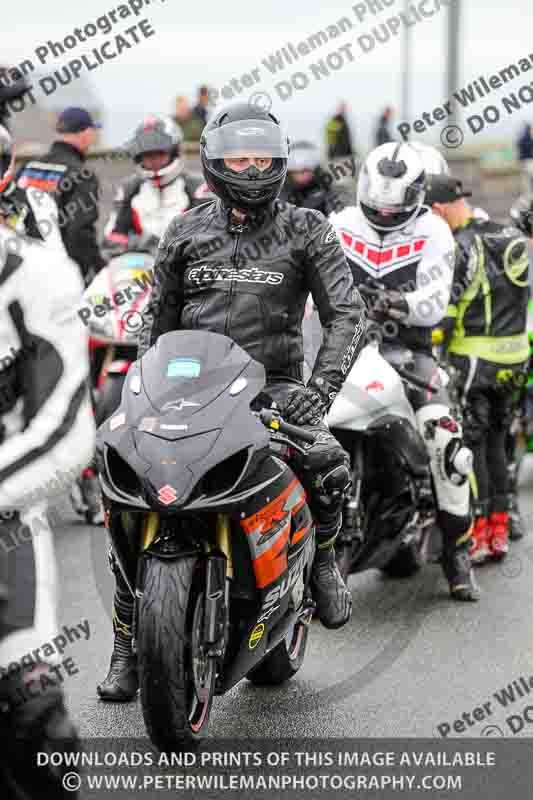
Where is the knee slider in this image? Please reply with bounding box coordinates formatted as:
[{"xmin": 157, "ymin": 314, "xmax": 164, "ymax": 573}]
[
  {"xmin": 320, "ymin": 462, "xmax": 351, "ymax": 498},
  {"xmin": 418, "ymin": 407, "xmax": 472, "ymax": 485}
]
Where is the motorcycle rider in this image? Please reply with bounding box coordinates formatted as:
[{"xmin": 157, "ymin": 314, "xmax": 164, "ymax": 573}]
[
  {"xmin": 330, "ymin": 142, "xmax": 479, "ymax": 601},
  {"xmin": 103, "ymin": 115, "xmax": 205, "ymax": 255},
  {"xmin": 0, "ymin": 125, "xmax": 68, "ymax": 250},
  {"xmin": 0, "ymin": 135, "xmax": 95, "ymax": 796},
  {"xmin": 96, "ymin": 101, "xmax": 367, "ymax": 701},
  {"xmin": 16, "ymin": 106, "xmax": 106, "ymax": 286},
  {"xmin": 428, "ymin": 175, "xmax": 530, "ymax": 562},
  {"xmin": 279, "ymin": 140, "xmax": 352, "ymax": 216}
]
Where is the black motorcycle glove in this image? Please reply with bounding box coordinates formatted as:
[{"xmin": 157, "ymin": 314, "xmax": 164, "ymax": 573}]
[
  {"xmin": 373, "ymin": 290, "xmax": 409, "ymax": 321},
  {"xmin": 282, "ymin": 385, "xmax": 328, "ymax": 426}
]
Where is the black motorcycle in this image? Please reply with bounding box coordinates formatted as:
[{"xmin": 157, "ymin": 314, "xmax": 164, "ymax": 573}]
[{"xmin": 96, "ymin": 330, "xmax": 318, "ymax": 751}]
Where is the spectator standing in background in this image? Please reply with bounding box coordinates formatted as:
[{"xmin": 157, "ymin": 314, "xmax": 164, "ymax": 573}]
[
  {"xmin": 192, "ymin": 85, "xmax": 211, "ymax": 127},
  {"xmin": 173, "ymin": 95, "xmax": 204, "ymax": 142},
  {"xmin": 517, "ymin": 123, "xmax": 533, "ymax": 194},
  {"xmin": 325, "ymin": 102, "xmax": 355, "ymax": 160},
  {"xmin": 375, "ymin": 106, "xmax": 394, "ymax": 147}
]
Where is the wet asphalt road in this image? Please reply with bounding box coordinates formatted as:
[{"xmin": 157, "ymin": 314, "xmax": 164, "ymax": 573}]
[{"xmin": 56, "ymin": 454, "xmax": 533, "ymax": 743}]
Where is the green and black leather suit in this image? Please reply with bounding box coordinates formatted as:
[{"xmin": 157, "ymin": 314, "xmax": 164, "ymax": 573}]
[{"xmin": 442, "ymin": 217, "xmax": 530, "ymax": 515}]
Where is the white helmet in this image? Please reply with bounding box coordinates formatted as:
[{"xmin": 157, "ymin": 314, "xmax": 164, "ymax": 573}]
[
  {"xmin": 408, "ymin": 142, "xmax": 450, "ymax": 177},
  {"xmin": 358, "ymin": 142, "xmax": 426, "ymax": 231}
]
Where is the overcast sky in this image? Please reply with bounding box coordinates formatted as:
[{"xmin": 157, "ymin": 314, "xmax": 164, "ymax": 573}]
[{"xmin": 4, "ymin": 0, "xmax": 533, "ymax": 152}]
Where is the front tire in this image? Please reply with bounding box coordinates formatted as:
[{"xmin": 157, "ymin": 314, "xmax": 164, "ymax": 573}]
[
  {"xmin": 137, "ymin": 556, "xmax": 215, "ymax": 752},
  {"xmin": 246, "ymin": 618, "xmax": 309, "ymax": 686}
]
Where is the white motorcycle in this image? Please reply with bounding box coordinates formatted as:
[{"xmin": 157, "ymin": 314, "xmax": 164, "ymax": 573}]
[{"xmin": 326, "ymin": 342, "xmax": 437, "ymax": 581}]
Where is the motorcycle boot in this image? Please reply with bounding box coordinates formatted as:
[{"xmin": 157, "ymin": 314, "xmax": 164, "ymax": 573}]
[
  {"xmin": 469, "ymin": 502, "xmax": 491, "ymax": 565},
  {"xmin": 508, "ymin": 498, "xmax": 526, "ymax": 540},
  {"xmin": 507, "ymin": 462, "xmax": 525, "ymax": 540},
  {"xmin": 311, "ymin": 516, "xmax": 352, "ymax": 629},
  {"xmin": 440, "ymin": 515, "xmax": 480, "ymax": 601},
  {"xmin": 97, "ymin": 571, "xmax": 138, "ymax": 701},
  {"xmin": 488, "ymin": 511, "xmax": 510, "ymax": 559}
]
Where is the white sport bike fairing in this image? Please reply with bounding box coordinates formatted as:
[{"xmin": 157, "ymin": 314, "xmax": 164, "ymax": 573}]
[{"xmin": 325, "ymin": 342, "xmax": 434, "ymax": 581}]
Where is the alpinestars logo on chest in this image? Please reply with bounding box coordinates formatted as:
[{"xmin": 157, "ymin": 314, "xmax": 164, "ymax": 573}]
[{"xmin": 339, "ymin": 229, "xmax": 428, "ymax": 278}]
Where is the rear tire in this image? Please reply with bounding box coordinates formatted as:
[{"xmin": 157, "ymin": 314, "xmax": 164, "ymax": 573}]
[
  {"xmin": 246, "ymin": 619, "xmax": 309, "ymax": 686},
  {"xmin": 381, "ymin": 539, "xmax": 424, "ymax": 578},
  {"xmin": 137, "ymin": 556, "xmax": 215, "ymax": 752}
]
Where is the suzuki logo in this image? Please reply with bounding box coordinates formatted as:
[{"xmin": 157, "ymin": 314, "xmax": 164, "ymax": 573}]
[
  {"xmin": 162, "ymin": 398, "xmax": 201, "ymax": 412},
  {"xmin": 158, "ymin": 484, "xmax": 177, "ymax": 505},
  {"xmin": 365, "ymin": 380, "xmax": 385, "ymax": 392}
]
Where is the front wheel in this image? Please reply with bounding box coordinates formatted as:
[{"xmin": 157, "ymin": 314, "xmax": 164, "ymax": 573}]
[
  {"xmin": 246, "ymin": 618, "xmax": 309, "ymax": 686},
  {"xmin": 137, "ymin": 556, "xmax": 215, "ymax": 752}
]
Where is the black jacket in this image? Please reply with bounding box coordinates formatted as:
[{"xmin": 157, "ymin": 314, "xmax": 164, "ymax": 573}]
[
  {"xmin": 443, "ymin": 217, "xmax": 529, "ymax": 348},
  {"xmin": 16, "ymin": 141, "xmax": 105, "ymax": 283},
  {"xmin": 138, "ymin": 200, "xmax": 366, "ymax": 403},
  {"xmin": 279, "ymin": 170, "xmax": 353, "ymax": 217}
]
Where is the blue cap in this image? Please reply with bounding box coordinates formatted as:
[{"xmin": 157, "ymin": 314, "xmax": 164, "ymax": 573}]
[{"xmin": 56, "ymin": 107, "xmax": 102, "ymax": 134}]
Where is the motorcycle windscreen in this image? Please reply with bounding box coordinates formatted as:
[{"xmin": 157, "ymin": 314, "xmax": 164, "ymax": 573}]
[{"xmin": 138, "ymin": 330, "xmax": 266, "ymax": 419}]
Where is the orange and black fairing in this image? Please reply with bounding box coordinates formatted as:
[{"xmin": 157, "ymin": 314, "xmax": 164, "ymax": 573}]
[{"xmin": 240, "ymin": 470, "xmax": 313, "ymax": 590}]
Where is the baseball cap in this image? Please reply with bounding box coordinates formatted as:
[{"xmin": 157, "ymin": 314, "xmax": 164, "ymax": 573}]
[
  {"xmin": 424, "ymin": 174, "xmax": 472, "ymax": 206},
  {"xmin": 56, "ymin": 107, "xmax": 102, "ymax": 134}
]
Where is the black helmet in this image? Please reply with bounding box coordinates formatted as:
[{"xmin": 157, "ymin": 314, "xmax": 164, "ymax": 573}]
[
  {"xmin": 200, "ymin": 102, "xmax": 289, "ymax": 212},
  {"xmin": 128, "ymin": 115, "xmax": 184, "ymax": 187},
  {"xmin": 0, "ymin": 125, "xmax": 15, "ymax": 195}
]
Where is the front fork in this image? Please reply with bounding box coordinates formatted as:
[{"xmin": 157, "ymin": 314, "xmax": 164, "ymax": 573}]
[{"xmin": 131, "ymin": 512, "xmax": 232, "ymax": 661}]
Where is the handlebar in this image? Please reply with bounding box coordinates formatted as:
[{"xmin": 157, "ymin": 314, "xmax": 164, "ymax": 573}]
[
  {"xmin": 258, "ymin": 409, "xmax": 317, "ymax": 444},
  {"xmin": 395, "ymin": 366, "xmax": 436, "ymax": 394}
]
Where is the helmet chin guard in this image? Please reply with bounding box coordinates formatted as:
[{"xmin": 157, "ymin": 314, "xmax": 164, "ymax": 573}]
[{"xmin": 136, "ymin": 156, "xmax": 184, "ymax": 188}]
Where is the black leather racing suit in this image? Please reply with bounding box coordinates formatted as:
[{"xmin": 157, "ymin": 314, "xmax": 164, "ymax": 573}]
[{"xmin": 105, "ymin": 199, "xmax": 366, "ymax": 664}]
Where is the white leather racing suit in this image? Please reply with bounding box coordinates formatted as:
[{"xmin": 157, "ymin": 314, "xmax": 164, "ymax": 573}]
[{"xmin": 0, "ymin": 201, "xmax": 95, "ymax": 670}]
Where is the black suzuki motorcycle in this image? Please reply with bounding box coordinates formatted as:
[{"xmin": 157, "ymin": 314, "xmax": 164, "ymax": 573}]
[{"xmin": 96, "ymin": 330, "xmax": 318, "ymax": 752}]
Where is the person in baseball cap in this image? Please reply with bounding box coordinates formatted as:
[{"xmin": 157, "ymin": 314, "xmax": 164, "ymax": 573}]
[
  {"xmin": 424, "ymin": 174, "xmax": 472, "ymax": 208},
  {"xmin": 16, "ymin": 105, "xmax": 106, "ymax": 286},
  {"xmin": 56, "ymin": 106, "xmax": 102, "ymax": 134}
]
